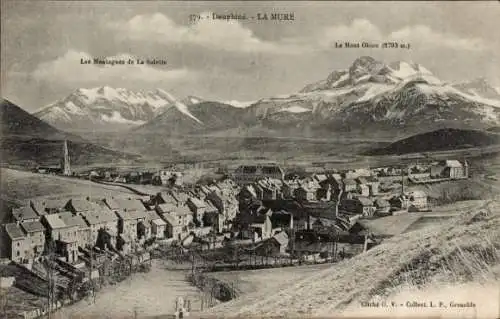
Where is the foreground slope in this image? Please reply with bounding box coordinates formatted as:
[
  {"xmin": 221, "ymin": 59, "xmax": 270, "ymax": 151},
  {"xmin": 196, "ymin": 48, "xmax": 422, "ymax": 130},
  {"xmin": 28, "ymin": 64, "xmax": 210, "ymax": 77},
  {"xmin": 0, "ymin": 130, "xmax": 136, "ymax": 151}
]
[{"xmin": 208, "ymin": 200, "xmax": 500, "ymax": 318}]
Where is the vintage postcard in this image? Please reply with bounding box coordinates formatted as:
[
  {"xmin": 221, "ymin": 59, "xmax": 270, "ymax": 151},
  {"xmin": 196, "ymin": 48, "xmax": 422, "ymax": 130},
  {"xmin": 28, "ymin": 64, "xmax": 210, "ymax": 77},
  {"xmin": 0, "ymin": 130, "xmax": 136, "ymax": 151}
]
[{"xmin": 1, "ymin": 1, "xmax": 499, "ymax": 318}]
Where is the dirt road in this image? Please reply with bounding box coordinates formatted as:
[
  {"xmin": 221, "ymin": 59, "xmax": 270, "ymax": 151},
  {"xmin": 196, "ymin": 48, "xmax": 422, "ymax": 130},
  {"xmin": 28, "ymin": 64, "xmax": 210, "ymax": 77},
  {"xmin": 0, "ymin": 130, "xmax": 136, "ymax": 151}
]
[{"xmin": 57, "ymin": 260, "xmax": 203, "ymax": 319}]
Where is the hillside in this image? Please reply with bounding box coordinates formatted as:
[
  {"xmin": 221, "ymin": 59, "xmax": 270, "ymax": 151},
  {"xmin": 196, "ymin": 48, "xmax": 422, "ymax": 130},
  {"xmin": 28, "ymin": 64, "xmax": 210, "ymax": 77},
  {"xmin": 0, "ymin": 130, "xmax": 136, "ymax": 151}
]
[
  {"xmin": 131, "ymin": 101, "xmax": 246, "ymax": 136},
  {"xmin": 365, "ymin": 128, "xmax": 500, "ymax": 156},
  {"xmin": 207, "ymin": 200, "xmax": 500, "ymax": 318},
  {"xmin": 1, "ymin": 99, "xmax": 77, "ymax": 140},
  {"xmin": 0, "ymin": 99, "xmax": 140, "ymax": 167}
]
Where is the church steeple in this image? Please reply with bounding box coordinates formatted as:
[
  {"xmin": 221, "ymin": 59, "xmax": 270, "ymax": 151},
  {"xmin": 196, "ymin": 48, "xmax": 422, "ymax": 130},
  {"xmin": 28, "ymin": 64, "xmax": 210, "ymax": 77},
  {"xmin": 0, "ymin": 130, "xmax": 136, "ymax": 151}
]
[{"xmin": 63, "ymin": 140, "xmax": 71, "ymax": 176}]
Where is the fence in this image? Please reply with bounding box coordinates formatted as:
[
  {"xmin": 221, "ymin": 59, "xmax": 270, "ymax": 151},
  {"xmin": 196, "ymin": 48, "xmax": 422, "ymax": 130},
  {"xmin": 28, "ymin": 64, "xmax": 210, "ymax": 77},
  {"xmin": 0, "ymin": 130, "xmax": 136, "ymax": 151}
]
[{"xmin": 23, "ymin": 301, "xmax": 63, "ymax": 319}]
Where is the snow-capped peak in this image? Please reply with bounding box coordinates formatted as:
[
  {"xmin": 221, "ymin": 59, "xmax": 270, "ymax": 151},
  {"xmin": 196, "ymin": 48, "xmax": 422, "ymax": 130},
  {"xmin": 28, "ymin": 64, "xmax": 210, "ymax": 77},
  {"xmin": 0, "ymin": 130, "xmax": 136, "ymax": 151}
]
[
  {"xmin": 34, "ymin": 87, "xmax": 183, "ymax": 130},
  {"xmin": 389, "ymin": 61, "xmax": 433, "ymax": 78},
  {"xmin": 452, "ymin": 77, "xmax": 500, "ymax": 100},
  {"xmin": 155, "ymin": 89, "xmax": 203, "ymax": 124},
  {"xmin": 224, "ymin": 100, "xmax": 256, "ymax": 108}
]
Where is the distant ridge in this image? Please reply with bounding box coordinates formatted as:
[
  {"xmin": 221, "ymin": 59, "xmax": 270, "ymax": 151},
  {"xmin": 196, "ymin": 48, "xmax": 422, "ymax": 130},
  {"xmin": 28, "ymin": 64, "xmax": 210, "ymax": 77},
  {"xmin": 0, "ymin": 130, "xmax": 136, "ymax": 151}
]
[{"xmin": 364, "ymin": 128, "xmax": 500, "ymax": 155}]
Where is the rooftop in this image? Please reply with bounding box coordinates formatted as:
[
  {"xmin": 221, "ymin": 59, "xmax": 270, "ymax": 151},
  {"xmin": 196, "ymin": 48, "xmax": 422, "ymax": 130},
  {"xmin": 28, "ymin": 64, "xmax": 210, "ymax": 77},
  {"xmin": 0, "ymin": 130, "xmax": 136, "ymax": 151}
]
[
  {"xmin": 58, "ymin": 211, "xmax": 89, "ymax": 229},
  {"xmin": 80, "ymin": 209, "xmax": 118, "ymax": 225},
  {"xmin": 44, "ymin": 213, "xmax": 73, "ymax": 229},
  {"xmin": 12, "ymin": 206, "xmax": 38, "ymax": 221},
  {"xmin": 172, "ymin": 192, "xmax": 189, "ymax": 204},
  {"xmin": 272, "ymin": 231, "xmax": 289, "ymax": 246},
  {"xmin": 188, "ymin": 197, "xmax": 207, "ymax": 209},
  {"xmin": 4, "ymin": 223, "xmax": 25, "ymax": 240},
  {"xmin": 357, "ymin": 197, "xmax": 374, "ymax": 206},
  {"xmin": 161, "ymin": 213, "xmax": 177, "ymax": 225},
  {"xmin": 113, "ymin": 197, "xmax": 147, "ymax": 212},
  {"xmin": 65, "ymin": 198, "xmax": 101, "ymax": 212},
  {"xmin": 157, "ymin": 203, "xmax": 192, "ymax": 216},
  {"xmin": 115, "ymin": 209, "xmax": 149, "ymax": 220},
  {"xmin": 20, "ymin": 220, "xmax": 45, "ymax": 233},
  {"xmin": 156, "ymin": 192, "xmax": 177, "ymax": 204},
  {"xmin": 444, "ymin": 160, "xmax": 463, "ymax": 168},
  {"xmin": 152, "ymin": 218, "xmax": 167, "ymax": 226},
  {"xmin": 30, "ymin": 198, "xmax": 68, "ymax": 215}
]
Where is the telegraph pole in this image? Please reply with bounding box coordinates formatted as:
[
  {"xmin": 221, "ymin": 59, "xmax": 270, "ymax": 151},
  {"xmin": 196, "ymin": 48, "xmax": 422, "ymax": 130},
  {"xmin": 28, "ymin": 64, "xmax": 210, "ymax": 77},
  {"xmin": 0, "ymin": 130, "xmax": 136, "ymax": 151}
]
[{"xmin": 89, "ymin": 246, "xmax": 95, "ymax": 304}]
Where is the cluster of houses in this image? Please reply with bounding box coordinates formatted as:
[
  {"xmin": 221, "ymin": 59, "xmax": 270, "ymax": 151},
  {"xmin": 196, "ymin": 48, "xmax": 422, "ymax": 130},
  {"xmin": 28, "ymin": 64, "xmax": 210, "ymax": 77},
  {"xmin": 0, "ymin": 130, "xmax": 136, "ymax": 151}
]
[
  {"xmin": 76, "ymin": 168, "xmax": 184, "ymax": 186},
  {"xmin": 239, "ymin": 169, "xmax": 428, "ymax": 220},
  {"xmin": 4, "ymin": 159, "xmax": 469, "ymax": 267},
  {"xmin": 0, "ymin": 180, "xmax": 240, "ymax": 266}
]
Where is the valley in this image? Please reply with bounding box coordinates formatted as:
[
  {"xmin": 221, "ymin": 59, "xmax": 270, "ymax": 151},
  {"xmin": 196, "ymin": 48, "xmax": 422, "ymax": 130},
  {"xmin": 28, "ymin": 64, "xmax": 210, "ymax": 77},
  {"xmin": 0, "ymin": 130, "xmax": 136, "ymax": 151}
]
[{"xmin": 1, "ymin": 54, "xmax": 500, "ymax": 319}]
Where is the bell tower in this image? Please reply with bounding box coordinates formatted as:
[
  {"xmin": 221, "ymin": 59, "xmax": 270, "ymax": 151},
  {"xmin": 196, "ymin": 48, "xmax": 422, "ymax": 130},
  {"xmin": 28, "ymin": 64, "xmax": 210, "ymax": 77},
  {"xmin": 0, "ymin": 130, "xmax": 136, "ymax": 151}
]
[{"xmin": 63, "ymin": 140, "xmax": 71, "ymax": 176}]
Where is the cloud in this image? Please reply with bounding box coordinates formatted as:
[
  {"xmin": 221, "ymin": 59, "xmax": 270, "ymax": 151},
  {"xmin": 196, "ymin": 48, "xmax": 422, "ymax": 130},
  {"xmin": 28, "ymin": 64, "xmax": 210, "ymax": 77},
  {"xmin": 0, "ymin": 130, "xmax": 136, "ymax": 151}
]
[
  {"xmin": 389, "ymin": 25, "xmax": 487, "ymax": 51},
  {"xmin": 322, "ymin": 19, "xmax": 383, "ymax": 43},
  {"xmin": 315, "ymin": 19, "xmax": 487, "ymax": 52},
  {"xmin": 31, "ymin": 50, "xmax": 196, "ymax": 85},
  {"xmin": 108, "ymin": 12, "xmax": 302, "ymax": 54}
]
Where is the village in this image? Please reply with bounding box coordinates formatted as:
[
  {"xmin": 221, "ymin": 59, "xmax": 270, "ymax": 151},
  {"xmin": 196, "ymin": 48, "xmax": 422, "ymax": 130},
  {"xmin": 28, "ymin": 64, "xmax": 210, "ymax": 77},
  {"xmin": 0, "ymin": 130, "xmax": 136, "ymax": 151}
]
[{"xmin": 0, "ymin": 140, "xmax": 474, "ymax": 318}]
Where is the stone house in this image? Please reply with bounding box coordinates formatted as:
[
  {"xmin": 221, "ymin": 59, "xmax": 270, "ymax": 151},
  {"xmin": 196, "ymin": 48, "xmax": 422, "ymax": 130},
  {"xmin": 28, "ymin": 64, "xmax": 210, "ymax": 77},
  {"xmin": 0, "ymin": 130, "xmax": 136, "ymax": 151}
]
[
  {"xmin": 112, "ymin": 198, "xmax": 150, "ymax": 242},
  {"xmin": 59, "ymin": 212, "xmax": 92, "ymax": 249},
  {"xmin": 357, "ymin": 184, "xmax": 370, "ymax": 197},
  {"xmin": 20, "ymin": 220, "xmax": 46, "ymax": 261},
  {"xmin": 407, "ymin": 191, "xmax": 428, "ymax": 211},
  {"xmin": 244, "ymin": 213, "xmax": 273, "ymax": 241},
  {"xmin": 187, "ymin": 197, "xmax": 207, "ymax": 227},
  {"xmin": 340, "ymin": 197, "xmax": 376, "ymax": 217},
  {"xmin": 257, "ymin": 178, "xmax": 284, "ymax": 200},
  {"xmin": 269, "ymin": 210, "xmax": 294, "ymax": 230},
  {"xmin": 282, "ymin": 179, "xmax": 301, "ymax": 199},
  {"xmin": 232, "ymin": 164, "xmax": 285, "ymax": 186},
  {"xmin": 146, "ymin": 211, "xmax": 167, "ymax": 239},
  {"xmin": 202, "ymin": 201, "xmax": 225, "ymax": 233},
  {"xmin": 357, "ymin": 176, "xmax": 380, "ymax": 196},
  {"xmin": 1, "ymin": 223, "xmax": 28, "ymax": 263},
  {"xmin": 157, "ymin": 203, "xmax": 194, "ymax": 240},
  {"xmin": 172, "ymin": 192, "xmax": 190, "ymax": 206},
  {"xmin": 30, "ymin": 198, "xmax": 68, "ymax": 216},
  {"xmin": 161, "ymin": 213, "xmax": 182, "ymax": 240},
  {"xmin": 79, "ymin": 205, "xmax": 119, "ymax": 247},
  {"xmin": 374, "ymin": 198, "xmax": 391, "ymax": 215},
  {"xmin": 343, "ymin": 179, "xmax": 357, "ymax": 193},
  {"xmin": 430, "ymin": 160, "xmax": 468, "ymax": 179},
  {"xmin": 151, "ymin": 192, "xmax": 178, "ymax": 206},
  {"xmin": 42, "ymin": 213, "xmax": 80, "ymax": 264},
  {"xmin": 390, "ymin": 191, "xmax": 428, "ymax": 211},
  {"xmin": 293, "ymin": 179, "xmax": 321, "ymax": 202},
  {"xmin": 254, "ymin": 231, "xmax": 289, "ymax": 256}
]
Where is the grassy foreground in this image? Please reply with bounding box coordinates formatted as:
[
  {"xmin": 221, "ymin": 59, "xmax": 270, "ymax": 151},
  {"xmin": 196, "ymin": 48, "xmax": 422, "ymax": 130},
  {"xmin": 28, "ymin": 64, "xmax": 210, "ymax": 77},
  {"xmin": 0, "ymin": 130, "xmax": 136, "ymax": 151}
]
[{"xmin": 206, "ymin": 200, "xmax": 500, "ymax": 318}]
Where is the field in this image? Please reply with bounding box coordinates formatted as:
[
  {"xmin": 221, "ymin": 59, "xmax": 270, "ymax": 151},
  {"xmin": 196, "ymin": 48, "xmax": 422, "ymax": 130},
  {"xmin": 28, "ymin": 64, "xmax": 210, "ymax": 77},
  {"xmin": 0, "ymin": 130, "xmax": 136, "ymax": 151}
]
[
  {"xmin": 207, "ymin": 199, "xmax": 500, "ymax": 318},
  {"xmin": 1, "ymin": 168, "xmax": 136, "ymax": 201},
  {"xmin": 203, "ymin": 264, "xmax": 333, "ymax": 297},
  {"xmin": 0, "ymin": 168, "xmax": 137, "ymax": 221}
]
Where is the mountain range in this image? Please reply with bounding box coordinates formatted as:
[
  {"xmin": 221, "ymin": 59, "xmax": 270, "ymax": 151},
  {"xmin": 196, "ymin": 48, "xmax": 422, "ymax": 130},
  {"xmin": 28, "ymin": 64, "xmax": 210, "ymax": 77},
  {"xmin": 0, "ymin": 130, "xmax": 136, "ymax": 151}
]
[{"xmin": 33, "ymin": 56, "xmax": 500, "ymax": 140}]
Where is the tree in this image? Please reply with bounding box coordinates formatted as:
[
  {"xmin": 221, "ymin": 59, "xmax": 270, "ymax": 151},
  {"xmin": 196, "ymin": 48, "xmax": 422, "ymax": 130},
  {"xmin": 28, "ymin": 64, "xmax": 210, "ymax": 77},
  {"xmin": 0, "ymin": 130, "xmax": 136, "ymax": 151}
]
[
  {"xmin": 42, "ymin": 241, "xmax": 58, "ymax": 319},
  {"xmin": 0, "ymin": 268, "xmax": 10, "ymax": 318}
]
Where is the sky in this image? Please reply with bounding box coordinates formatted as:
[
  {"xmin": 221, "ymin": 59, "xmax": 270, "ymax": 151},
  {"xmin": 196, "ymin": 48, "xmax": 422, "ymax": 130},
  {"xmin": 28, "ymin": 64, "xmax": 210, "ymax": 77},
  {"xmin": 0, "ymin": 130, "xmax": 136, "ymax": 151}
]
[{"xmin": 1, "ymin": 1, "xmax": 499, "ymax": 112}]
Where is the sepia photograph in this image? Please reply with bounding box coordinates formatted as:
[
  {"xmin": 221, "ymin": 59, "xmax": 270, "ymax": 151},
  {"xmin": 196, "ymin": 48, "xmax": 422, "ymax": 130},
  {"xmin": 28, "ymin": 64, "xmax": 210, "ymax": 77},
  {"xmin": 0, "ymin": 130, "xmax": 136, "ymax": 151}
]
[{"xmin": 1, "ymin": 1, "xmax": 499, "ymax": 318}]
